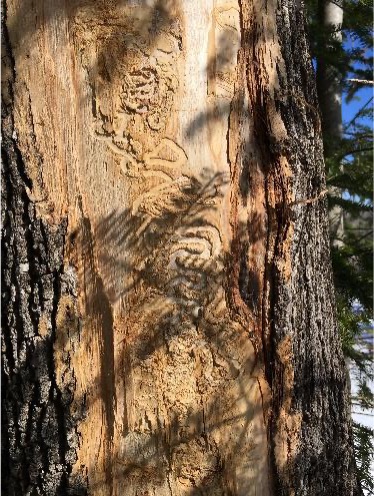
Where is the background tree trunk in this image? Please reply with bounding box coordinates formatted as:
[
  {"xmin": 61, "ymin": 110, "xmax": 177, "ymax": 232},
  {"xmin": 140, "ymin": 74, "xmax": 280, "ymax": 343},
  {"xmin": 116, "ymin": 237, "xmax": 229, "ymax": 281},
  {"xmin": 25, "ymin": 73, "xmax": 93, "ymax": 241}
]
[
  {"xmin": 316, "ymin": 0, "xmax": 343, "ymax": 150},
  {"xmin": 316, "ymin": 0, "xmax": 344, "ymax": 243},
  {"xmin": 2, "ymin": 1, "xmax": 359, "ymax": 495}
]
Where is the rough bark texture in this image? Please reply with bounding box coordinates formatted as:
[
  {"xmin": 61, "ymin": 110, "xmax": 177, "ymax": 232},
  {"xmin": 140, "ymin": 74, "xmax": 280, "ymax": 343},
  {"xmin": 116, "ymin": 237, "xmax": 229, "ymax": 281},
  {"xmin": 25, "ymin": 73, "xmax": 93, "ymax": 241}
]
[
  {"xmin": 1, "ymin": 0, "xmax": 358, "ymax": 495},
  {"xmin": 1, "ymin": 14, "xmax": 86, "ymax": 495},
  {"xmin": 228, "ymin": 1, "xmax": 357, "ymax": 494}
]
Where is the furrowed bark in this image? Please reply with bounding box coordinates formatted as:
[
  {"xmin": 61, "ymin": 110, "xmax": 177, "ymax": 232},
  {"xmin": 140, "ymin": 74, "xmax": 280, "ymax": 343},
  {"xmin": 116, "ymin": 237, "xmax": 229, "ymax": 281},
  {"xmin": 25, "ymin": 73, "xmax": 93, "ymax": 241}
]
[
  {"xmin": 228, "ymin": 0, "xmax": 358, "ymax": 494},
  {"xmin": 1, "ymin": 12, "xmax": 86, "ymax": 496}
]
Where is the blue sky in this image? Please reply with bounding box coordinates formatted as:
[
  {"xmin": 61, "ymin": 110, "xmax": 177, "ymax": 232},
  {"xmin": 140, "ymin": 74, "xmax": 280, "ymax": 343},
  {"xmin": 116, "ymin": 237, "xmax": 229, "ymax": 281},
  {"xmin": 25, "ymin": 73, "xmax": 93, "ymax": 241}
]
[{"xmin": 343, "ymin": 86, "xmax": 373, "ymax": 128}]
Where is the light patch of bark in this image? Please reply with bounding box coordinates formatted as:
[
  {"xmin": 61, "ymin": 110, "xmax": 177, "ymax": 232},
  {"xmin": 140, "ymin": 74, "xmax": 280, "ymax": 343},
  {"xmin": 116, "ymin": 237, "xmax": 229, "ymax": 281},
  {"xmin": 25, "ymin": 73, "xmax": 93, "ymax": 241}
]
[{"xmin": 2, "ymin": 0, "xmax": 272, "ymax": 494}]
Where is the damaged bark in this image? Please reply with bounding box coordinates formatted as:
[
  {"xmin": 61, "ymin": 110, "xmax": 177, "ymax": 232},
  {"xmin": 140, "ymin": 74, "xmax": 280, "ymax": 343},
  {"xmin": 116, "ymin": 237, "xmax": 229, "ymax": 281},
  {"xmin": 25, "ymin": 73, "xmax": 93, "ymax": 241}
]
[
  {"xmin": 1, "ymin": 0, "xmax": 358, "ymax": 495},
  {"xmin": 1, "ymin": 14, "xmax": 86, "ymax": 496},
  {"xmin": 228, "ymin": 0, "xmax": 358, "ymax": 494}
]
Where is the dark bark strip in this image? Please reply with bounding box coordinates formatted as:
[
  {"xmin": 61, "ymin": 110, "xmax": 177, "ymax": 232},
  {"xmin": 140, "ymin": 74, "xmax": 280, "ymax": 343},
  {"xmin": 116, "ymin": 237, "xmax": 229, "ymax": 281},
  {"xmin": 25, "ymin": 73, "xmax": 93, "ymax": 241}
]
[
  {"xmin": 227, "ymin": 0, "xmax": 360, "ymax": 494},
  {"xmin": 274, "ymin": 2, "xmax": 359, "ymax": 494},
  {"xmin": 1, "ymin": 9, "xmax": 87, "ymax": 496}
]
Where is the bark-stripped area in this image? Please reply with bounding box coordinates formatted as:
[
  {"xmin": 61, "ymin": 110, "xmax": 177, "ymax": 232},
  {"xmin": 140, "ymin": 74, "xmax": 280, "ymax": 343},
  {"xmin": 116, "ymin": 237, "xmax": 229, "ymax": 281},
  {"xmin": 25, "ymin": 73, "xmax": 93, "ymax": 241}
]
[
  {"xmin": 228, "ymin": 0, "xmax": 359, "ymax": 494},
  {"xmin": 2, "ymin": 1, "xmax": 269, "ymax": 494}
]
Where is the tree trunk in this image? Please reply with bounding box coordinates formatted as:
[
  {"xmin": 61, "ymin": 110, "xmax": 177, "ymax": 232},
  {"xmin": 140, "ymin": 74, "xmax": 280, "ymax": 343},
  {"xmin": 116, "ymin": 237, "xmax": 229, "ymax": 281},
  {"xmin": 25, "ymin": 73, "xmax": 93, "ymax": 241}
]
[
  {"xmin": 2, "ymin": 1, "xmax": 359, "ymax": 495},
  {"xmin": 316, "ymin": 0, "xmax": 344, "ymax": 242},
  {"xmin": 316, "ymin": 0, "xmax": 343, "ymax": 150}
]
